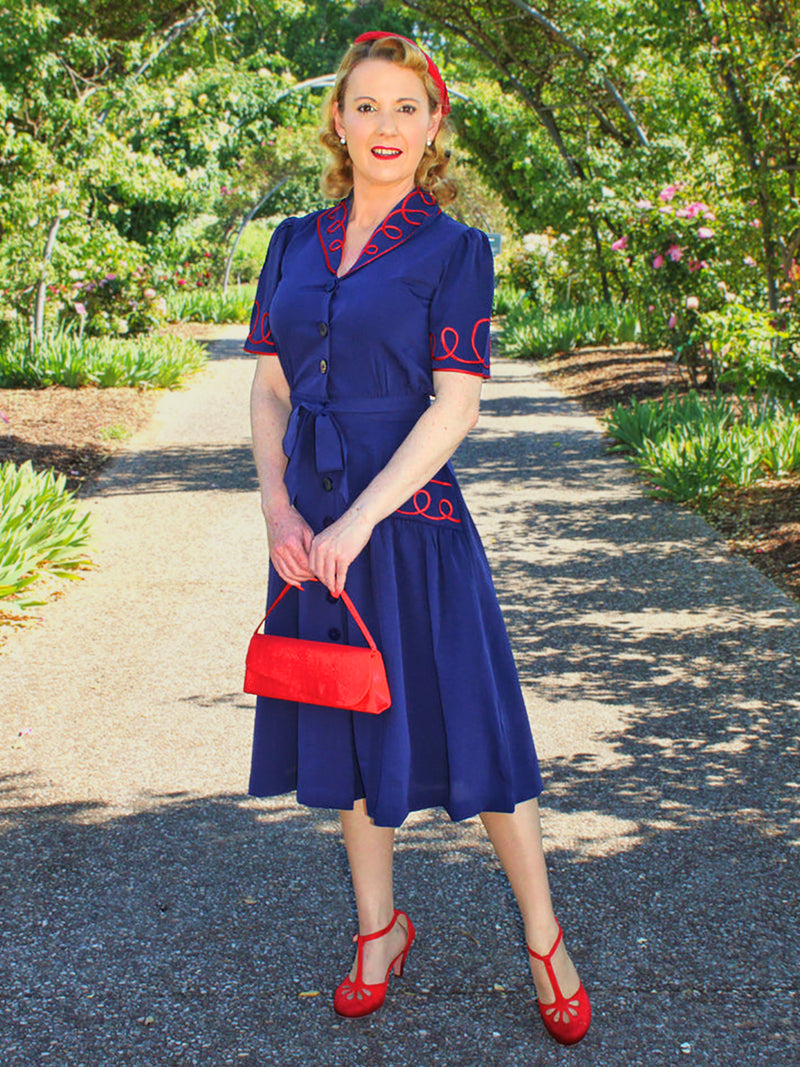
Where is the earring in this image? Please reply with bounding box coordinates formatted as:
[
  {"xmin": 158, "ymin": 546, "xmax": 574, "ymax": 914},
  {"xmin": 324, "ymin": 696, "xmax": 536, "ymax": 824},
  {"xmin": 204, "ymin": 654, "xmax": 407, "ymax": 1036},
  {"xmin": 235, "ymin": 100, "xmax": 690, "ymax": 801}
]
[
  {"xmin": 427, "ymin": 139, "xmax": 432, "ymax": 147},
  {"xmin": 340, "ymin": 136, "xmax": 346, "ymax": 145}
]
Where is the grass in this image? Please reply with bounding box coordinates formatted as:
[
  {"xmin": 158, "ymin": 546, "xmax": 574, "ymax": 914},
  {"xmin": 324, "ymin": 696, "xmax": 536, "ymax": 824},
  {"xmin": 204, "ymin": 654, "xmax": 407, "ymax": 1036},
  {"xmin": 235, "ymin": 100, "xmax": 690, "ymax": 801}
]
[{"xmin": 0, "ymin": 332, "xmax": 206, "ymax": 389}]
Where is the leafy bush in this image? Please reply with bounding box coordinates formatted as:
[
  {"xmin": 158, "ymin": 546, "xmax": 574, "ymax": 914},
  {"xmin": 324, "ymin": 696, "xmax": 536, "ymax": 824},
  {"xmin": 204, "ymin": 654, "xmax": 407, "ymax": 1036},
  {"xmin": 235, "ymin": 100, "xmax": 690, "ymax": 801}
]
[
  {"xmin": 0, "ymin": 331, "xmax": 206, "ymax": 388},
  {"xmin": 500, "ymin": 302, "xmax": 641, "ymax": 359},
  {"xmin": 0, "ymin": 460, "xmax": 90, "ymax": 603},
  {"xmin": 604, "ymin": 391, "xmax": 736, "ymax": 453},
  {"xmin": 604, "ymin": 390, "xmax": 800, "ymax": 507},
  {"xmin": 700, "ymin": 303, "xmax": 800, "ymax": 403},
  {"xmin": 493, "ymin": 281, "xmax": 529, "ymax": 316},
  {"xmin": 165, "ymin": 285, "xmax": 256, "ymax": 324}
]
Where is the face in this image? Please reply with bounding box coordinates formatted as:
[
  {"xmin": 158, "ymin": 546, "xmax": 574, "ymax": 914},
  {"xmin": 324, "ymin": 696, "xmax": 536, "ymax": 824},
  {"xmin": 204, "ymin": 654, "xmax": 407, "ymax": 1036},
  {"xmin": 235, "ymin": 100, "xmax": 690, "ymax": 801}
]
[{"xmin": 333, "ymin": 58, "xmax": 441, "ymax": 192}]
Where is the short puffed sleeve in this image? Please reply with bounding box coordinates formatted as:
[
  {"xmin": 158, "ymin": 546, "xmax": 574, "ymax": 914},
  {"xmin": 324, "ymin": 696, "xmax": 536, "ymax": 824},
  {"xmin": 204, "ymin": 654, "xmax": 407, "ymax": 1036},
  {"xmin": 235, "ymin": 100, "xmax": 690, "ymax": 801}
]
[
  {"xmin": 429, "ymin": 227, "xmax": 493, "ymax": 379},
  {"xmin": 244, "ymin": 216, "xmax": 295, "ymax": 355}
]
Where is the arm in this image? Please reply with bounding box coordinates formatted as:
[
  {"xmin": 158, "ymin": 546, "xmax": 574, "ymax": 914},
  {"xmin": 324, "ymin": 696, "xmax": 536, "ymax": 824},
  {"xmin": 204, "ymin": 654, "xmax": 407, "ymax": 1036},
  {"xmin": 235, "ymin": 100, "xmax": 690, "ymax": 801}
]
[
  {"xmin": 250, "ymin": 355, "xmax": 315, "ymax": 587},
  {"xmin": 308, "ymin": 370, "xmax": 482, "ymax": 595}
]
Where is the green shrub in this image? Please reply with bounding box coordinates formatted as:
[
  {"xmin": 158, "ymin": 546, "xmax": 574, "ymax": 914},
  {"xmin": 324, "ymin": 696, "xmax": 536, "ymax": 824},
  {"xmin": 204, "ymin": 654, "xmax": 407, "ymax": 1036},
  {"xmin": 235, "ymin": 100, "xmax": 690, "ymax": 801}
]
[
  {"xmin": 0, "ymin": 460, "xmax": 91, "ymax": 603},
  {"xmin": 0, "ymin": 331, "xmax": 206, "ymax": 389},
  {"xmin": 700, "ymin": 303, "xmax": 800, "ymax": 403},
  {"xmin": 604, "ymin": 390, "xmax": 800, "ymax": 507},
  {"xmin": 500, "ymin": 302, "xmax": 641, "ymax": 360},
  {"xmin": 165, "ymin": 285, "xmax": 256, "ymax": 324}
]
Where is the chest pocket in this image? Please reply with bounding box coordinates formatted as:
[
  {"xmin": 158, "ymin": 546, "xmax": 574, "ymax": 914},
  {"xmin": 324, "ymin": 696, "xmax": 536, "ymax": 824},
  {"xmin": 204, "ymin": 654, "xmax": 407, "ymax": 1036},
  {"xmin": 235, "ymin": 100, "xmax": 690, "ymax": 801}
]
[{"xmin": 394, "ymin": 474, "xmax": 463, "ymax": 527}]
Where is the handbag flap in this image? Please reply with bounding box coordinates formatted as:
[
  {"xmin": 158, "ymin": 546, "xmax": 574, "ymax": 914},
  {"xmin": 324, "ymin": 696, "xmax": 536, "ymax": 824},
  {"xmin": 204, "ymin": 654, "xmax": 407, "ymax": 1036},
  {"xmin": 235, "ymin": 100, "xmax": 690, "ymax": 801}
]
[{"xmin": 246, "ymin": 633, "xmax": 380, "ymax": 708}]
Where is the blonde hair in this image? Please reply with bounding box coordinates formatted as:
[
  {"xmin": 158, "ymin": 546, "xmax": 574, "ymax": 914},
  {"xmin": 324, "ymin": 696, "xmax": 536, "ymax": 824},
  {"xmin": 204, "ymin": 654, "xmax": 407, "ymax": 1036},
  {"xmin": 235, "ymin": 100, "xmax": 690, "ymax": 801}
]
[{"xmin": 318, "ymin": 35, "xmax": 457, "ymax": 206}]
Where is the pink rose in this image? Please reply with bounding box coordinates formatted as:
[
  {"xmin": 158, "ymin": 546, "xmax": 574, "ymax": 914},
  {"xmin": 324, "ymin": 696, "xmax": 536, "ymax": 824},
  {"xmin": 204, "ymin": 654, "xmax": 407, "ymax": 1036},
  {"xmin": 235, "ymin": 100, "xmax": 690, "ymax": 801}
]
[
  {"xmin": 653, "ymin": 254, "xmax": 665, "ymax": 269},
  {"xmin": 667, "ymin": 244, "xmax": 683, "ymax": 262},
  {"xmin": 697, "ymin": 227, "xmax": 714, "ymax": 239},
  {"xmin": 74, "ymin": 302, "xmax": 87, "ymax": 316},
  {"xmin": 611, "ymin": 235, "xmax": 629, "ymax": 251},
  {"xmin": 668, "ymin": 313, "xmax": 677, "ymax": 329},
  {"xmin": 659, "ymin": 184, "xmax": 678, "ymax": 202}
]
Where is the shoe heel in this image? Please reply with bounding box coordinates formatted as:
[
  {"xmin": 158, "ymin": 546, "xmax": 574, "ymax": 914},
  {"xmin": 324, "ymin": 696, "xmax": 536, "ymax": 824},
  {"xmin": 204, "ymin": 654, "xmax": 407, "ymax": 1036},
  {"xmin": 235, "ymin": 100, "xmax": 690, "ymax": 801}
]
[{"xmin": 392, "ymin": 913, "xmax": 415, "ymax": 978}]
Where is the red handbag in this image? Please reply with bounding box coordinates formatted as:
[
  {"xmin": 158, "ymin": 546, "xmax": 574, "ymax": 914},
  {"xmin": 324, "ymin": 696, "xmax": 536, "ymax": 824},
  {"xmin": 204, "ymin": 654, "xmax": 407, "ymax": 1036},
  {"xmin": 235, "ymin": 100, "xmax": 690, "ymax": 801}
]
[{"xmin": 244, "ymin": 582, "xmax": 391, "ymax": 714}]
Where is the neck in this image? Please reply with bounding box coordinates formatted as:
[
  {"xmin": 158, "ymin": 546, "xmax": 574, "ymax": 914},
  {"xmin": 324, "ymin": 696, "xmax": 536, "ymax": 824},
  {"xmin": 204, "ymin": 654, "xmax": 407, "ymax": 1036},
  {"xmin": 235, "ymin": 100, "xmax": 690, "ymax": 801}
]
[{"xmin": 348, "ymin": 178, "xmax": 417, "ymax": 229}]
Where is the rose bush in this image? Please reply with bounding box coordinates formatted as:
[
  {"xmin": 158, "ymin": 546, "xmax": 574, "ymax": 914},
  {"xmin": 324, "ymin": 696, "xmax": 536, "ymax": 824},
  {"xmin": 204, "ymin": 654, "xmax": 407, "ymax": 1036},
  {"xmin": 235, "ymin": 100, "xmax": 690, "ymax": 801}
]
[{"xmin": 607, "ymin": 183, "xmax": 770, "ymax": 384}]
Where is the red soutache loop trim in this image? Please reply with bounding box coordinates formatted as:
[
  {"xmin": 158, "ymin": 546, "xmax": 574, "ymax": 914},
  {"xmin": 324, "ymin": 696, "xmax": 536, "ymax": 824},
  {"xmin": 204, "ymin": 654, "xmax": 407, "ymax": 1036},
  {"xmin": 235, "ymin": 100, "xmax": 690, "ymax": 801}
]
[
  {"xmin": 431, "ymin": 318, "xmax": 490, "ymax": 368},
  {"xmin": 317, "ymin": 187, "xmax": 440, "ymax": 276},
  {"xmin": 396, "ymin": 485, "xmax": 461, "ymax": 524},
  {"xmin": 246, "ymin": 297, "xmax": 276, "ymax": 349}
]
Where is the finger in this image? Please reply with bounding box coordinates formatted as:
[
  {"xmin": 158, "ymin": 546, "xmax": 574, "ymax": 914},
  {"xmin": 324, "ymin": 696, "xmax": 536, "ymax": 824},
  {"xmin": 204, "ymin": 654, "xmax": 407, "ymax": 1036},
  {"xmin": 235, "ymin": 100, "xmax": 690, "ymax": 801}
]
[
  {"xmin": 274, "ymin": 550, "xmax": 308, "ymax": 587},
  {"xmin": 334, "ymin": 561, "xmax": 347, "ymax": 597},
  {"xmin": 286, "ymin": 542, "xmax": 314, "ymax": 579}
]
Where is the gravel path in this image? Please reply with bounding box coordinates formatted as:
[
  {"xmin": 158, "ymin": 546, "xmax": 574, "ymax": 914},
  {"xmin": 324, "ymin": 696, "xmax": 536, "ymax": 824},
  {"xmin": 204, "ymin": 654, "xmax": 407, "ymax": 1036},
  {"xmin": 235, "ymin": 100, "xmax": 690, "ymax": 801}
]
[{"xmin": 1, "ymin": 326, "xmax": 798, "ymax": 1066}]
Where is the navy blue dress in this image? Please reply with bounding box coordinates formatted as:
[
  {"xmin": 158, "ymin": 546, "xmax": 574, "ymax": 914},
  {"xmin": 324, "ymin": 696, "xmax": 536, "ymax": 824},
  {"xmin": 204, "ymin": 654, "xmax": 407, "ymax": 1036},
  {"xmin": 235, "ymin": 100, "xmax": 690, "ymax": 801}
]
[{"xmin": 245, "ymin": 185, "xmax": 543, "ymax": 828}]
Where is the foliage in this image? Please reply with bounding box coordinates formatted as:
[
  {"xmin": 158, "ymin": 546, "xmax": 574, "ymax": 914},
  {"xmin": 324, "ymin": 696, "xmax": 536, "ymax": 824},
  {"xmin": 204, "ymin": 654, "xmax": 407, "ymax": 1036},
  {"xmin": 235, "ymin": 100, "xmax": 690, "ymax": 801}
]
[
  {"xmin": 0, "ymin": 1, "xmax": 391, "ymax": 338},
  {"xmin": 500, "ymin": 302, "xmax": 640, "ymax": 360},
  {"xmin": 603, "ymin": 390, "xmax": 800, "ymax": 507},
  {"xmin": 0, "ymin": 330, "xmax": 206, "ymax": 388},
  {"xmin": 400, "ymin": 0, "xmax": 800, "ymax": 346},
  {"xmin": 0, "ymin": 459, "xmax": 90, "ymax": 602},
  {"xmin": 603, "ymin": 182, "xmax": 769, "ymax": 382},
  {"xmin": 165, "ymin": 285, "xmax": 256, "ymax": 324},
  {"xmin": 700, "ymin": 303, "xmax": 800, "ymax": 404}
]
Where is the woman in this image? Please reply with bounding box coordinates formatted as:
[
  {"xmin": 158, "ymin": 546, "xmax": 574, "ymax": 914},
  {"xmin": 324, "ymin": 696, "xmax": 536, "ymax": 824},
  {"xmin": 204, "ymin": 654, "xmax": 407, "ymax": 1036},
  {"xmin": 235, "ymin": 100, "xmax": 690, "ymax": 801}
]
[{"xmin": 245, "ymin": 31, "xmax": 590, "ymax": 1045}]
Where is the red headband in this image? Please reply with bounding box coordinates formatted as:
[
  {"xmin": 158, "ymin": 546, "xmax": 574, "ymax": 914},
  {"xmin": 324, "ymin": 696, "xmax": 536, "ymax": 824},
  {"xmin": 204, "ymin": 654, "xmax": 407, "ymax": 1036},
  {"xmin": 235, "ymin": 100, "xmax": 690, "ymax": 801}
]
[{"xmin": 353, "ymin": 30, "xmax": 451, "ymax": 117}]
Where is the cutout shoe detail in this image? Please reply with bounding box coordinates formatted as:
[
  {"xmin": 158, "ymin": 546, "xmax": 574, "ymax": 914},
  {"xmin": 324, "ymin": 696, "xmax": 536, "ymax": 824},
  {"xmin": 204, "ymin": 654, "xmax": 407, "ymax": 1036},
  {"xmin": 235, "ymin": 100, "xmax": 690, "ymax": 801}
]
[
  {"xmin": 334, "ymin": 908, "xmax": 415, "ymax": 1018},
  {"xmin": 527, "ymin": 919, "xmax": 591, "ymax": 1045}
]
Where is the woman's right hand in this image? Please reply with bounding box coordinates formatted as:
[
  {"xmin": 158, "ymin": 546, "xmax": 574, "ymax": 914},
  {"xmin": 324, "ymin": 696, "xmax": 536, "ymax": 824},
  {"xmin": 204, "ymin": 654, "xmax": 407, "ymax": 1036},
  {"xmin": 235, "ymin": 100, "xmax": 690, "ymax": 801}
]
[{"xmin": 265, "ymin": 504, "xmax": 316, "ymax": 587}]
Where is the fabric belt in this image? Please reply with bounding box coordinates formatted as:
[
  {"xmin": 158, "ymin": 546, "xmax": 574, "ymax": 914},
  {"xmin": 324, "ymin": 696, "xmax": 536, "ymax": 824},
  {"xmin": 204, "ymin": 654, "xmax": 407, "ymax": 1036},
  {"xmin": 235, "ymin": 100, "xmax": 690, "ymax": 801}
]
[{"xmin": 282, "ymin": 393, "xmax": 430, "ymax": 501}]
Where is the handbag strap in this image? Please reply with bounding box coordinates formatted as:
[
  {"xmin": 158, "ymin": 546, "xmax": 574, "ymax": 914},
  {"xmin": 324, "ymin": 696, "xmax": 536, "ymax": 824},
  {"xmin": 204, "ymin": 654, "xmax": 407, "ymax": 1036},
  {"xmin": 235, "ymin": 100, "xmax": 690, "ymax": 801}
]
[{"xmin": 253, "ymin": 581, "xmax": 378, "ymax": 651}]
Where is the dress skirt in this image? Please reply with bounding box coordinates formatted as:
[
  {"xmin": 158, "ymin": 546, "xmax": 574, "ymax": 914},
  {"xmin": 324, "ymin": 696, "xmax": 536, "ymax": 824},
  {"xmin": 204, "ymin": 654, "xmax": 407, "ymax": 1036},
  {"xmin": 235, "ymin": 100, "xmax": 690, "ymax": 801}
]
[{"xmin": 248, "ymin": 402, "xmax": 544, "ymax": 828}]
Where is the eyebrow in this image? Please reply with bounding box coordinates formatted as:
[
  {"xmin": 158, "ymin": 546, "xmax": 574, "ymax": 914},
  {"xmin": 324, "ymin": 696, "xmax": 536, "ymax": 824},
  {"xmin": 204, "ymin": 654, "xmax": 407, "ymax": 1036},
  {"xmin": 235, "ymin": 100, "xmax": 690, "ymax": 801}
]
[{"xmin": 353, "ymin": 95, "xmax": 422, "ymax": 103}]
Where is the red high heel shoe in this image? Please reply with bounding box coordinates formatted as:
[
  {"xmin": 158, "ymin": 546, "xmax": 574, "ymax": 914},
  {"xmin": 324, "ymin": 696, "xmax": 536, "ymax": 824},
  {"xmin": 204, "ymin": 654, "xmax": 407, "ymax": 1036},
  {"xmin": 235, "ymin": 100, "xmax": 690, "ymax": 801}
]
[
  {"xmin": 527, "ymin": 920, "xmax": 591, "ymax": 1045},
  {"xmin": 334, "ymin": 908, "xmax": 415, "ymax": 1018}
]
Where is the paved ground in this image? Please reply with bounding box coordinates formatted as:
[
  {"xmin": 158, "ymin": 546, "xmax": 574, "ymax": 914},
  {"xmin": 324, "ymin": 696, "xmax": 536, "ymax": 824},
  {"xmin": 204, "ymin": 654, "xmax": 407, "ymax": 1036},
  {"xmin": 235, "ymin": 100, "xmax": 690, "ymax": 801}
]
[{"xmin": 1, "ymin": 327, "xmax": 798, "ymax": 1067}]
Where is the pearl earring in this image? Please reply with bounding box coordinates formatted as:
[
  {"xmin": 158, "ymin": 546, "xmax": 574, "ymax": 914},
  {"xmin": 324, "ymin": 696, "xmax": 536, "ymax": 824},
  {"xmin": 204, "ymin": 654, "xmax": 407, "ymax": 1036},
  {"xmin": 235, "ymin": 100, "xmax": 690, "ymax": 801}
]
[
  {"xmin": 427, "ymin": 139, "xmax": 432, "ymax": 147},
  {"xmin": 340, "ymin": 136, "xmax": 346, "ymax": 145}
]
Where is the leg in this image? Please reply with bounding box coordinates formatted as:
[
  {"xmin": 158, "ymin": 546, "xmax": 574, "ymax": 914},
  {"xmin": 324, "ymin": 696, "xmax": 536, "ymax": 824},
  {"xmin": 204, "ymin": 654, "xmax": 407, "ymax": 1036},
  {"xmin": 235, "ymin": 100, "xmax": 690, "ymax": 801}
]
[
  {"xmin": 339, "ymin": 798, "xmax": 409, "ymax": 984},
  {"xmin": 480, "ymin": 797, "xmax": 581, "ymax": 1004}
]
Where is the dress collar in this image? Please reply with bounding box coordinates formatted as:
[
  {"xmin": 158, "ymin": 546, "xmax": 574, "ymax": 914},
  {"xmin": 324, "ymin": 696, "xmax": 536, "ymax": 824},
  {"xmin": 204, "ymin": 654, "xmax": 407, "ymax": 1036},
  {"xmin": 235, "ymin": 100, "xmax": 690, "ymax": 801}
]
[{"xmin": 317, "ymin": 185, "xmax": 441, "ymax": 278}]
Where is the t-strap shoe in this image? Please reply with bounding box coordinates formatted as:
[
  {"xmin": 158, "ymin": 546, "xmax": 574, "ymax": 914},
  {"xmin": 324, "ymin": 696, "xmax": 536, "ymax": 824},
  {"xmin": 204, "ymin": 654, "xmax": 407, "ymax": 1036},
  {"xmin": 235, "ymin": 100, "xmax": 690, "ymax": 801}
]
[
  {"xmin": 334, "ymin": 908, "xmax": 415, "ymax": 1018},
  {"xmin": 527, "ymin": 920, "xmax": 591, "ymax": 1045}
]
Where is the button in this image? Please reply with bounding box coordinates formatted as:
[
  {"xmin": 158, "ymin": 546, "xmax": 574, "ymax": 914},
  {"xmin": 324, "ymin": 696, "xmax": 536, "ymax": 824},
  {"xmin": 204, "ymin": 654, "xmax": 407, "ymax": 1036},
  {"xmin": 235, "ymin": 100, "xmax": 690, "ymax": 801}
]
[
  {"xmin": 319, "ymin": 358, "xmax": 328, "ymax": 374},
  {"xmin": 326, "ymin": 590, "xmax": 338, "ymax": 604},
  {"xmin": 323, "ymin": 515, "xmax": 334, "ymax": 527},
  {"xmin": 322, "ymin": 476, "xmax": 334, "ymax": 491},
  {"xmin": 328, "ymin": 627, "xmax": 341, "ymax": 641},
  {"xmin": 317, "ymin": 322, "xmax": 329, "ymax": 336}
]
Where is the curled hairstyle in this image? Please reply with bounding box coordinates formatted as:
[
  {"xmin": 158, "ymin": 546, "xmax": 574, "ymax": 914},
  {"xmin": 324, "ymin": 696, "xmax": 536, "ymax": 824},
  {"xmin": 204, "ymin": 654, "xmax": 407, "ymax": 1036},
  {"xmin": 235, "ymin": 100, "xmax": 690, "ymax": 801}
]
[{"xmin": 319, "ymin": 35, "xmax": 457, "ymax": 206}]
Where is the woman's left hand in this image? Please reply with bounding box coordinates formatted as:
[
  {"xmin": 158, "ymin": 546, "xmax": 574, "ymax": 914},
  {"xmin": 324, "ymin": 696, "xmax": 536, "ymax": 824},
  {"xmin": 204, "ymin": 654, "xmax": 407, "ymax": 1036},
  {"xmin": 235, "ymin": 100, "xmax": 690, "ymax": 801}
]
[{"xmin": 308, "ymin": 509, "xmax": 374, "ymax": 597}]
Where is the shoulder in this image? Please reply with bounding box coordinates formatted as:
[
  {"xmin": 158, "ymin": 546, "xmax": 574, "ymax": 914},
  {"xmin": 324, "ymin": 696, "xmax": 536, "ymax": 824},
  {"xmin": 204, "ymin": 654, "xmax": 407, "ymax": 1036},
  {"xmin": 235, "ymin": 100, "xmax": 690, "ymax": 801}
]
[
  {"xmin": 429, "ymin": 213, "xmax": 493, "ymax": 285},
  {"xmin": 433, "ymin": 212, "xmax": 492, "ymax": 261}
]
